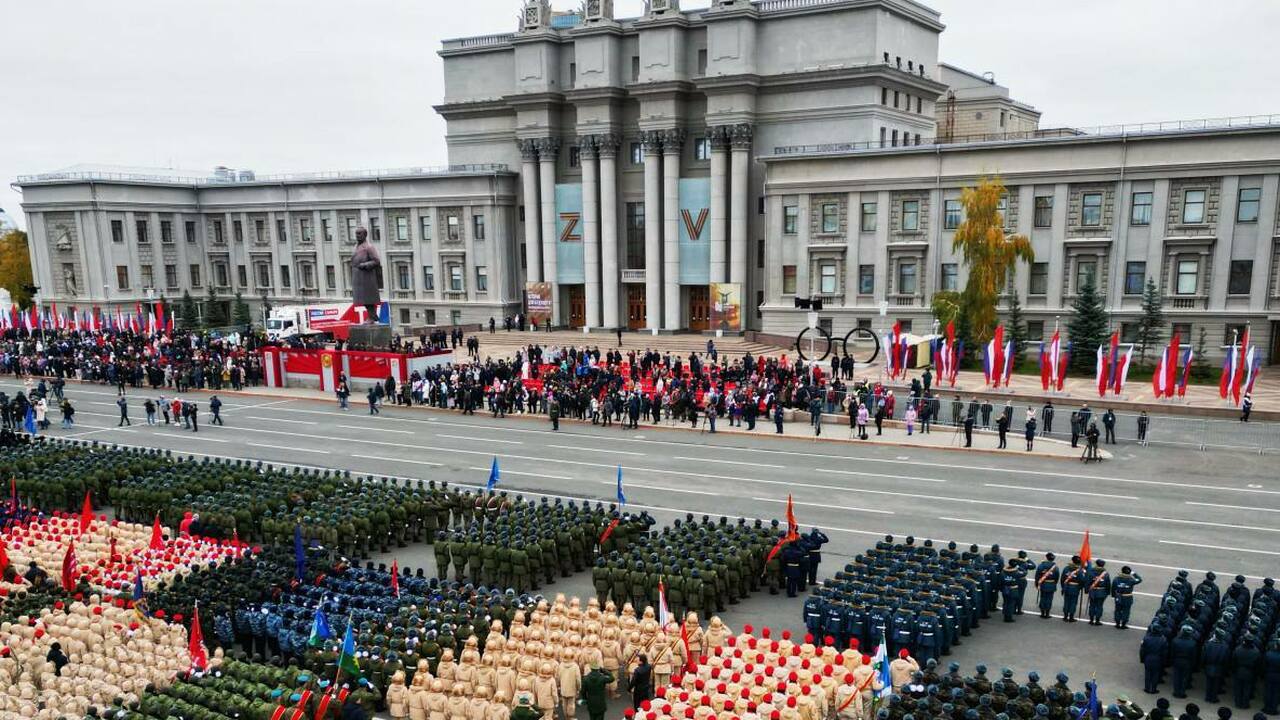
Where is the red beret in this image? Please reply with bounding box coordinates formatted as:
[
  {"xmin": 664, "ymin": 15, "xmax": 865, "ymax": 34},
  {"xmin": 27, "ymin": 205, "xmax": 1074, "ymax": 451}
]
[
  {"xmin": 624, "ymin": 709, "xmax": 635, "ymax": 718},
  {"xmin": 771, "ymin": 713, "xmax": 780, "ymax": 720},
  {"xmin": 641, "ymin": 701, "xmax": 651, "ymax": 711},
  {"xmin": 717, "ymin": 683, "xmax": 727, "ymax": 694},
  {"xmin": 844, "ymin": 674, "xmax": 854, "ymax": 684},
  {"xmin": 727, "ymin": 637, "xmax": 737, "ymax": 647},
  {"xmin": 761, "ymin": 628, "xmax": 771, "ymax": 639},
  {"xmin": 744, "ymin": 624, "xmax": 753, "ymax": 634},
  {"xmin": 781, "ymin": 631, "xmax": 791, "ymax": 641},
  {"xmin": 786, "ymin": 697, "xmax": 797, "ymax": 708},
  {"xmin": 848, "ymin": 639, "xmax": 859, "ymax": 649},
  {"xmin": 701, "ymin": 696, "xmax": 711, "ymax": 707},
  {"xmin": 898, "ymin": 649, "xmax": 909, "ymax": 658},
  {"xmin": 861, "ymin": 656, "xmax": 871, "ymax": 666},
  {"xmin": 724, "ymin": 702, "xmax": 734, "ymax": 711},
  {"xmin": 824, "ymin": 636, "xmax": 835, "ymax": 647},
  {"xmin": 801, "ymin": 659, "xmax": 810, "ymax": 670},
  {"xmin": 686, "ymin": 710, "xmax": 695, "ymax": 719},
  {"xmin": 788, "ymin": 672, "xmax": 798, "ymax": 682}
]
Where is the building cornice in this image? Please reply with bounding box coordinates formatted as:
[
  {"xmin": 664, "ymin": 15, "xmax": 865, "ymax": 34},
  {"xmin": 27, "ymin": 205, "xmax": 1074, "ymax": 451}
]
[
  {"xmin": 626, "ymin": 80, "xmax": 696, "ymax": 99},
  {"xmin": 432, "ymin": 98, "xmax": 513, "ymax": 120},
  {"xmin": 562, "ymin": 85, "xmax": 630, "ymax": 103},
  {"xmin": 501, "ymin": 91, "xmax": 568, "ymax": 109}
]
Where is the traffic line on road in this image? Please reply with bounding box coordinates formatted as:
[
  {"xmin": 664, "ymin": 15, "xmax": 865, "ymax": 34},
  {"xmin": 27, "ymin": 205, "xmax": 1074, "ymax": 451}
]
[
  {"xmin": 547, "ymin": 444, "xmax": 645, "ymax": 456},
  {"xmin": 339, "ymin": 424, "xmax": 414, "ymax": 434},
  {"xmin": 245, "ymin": 416, "xmax": 317, "ymax": 425},
  {"xmin": 936, "ymin": 517, "xmax": 1107, "ymax": 537},
  {"xmin": 1159, "ymin": 540, "xmax": 1280, "ymax": 556},
  {"xmin": 249, "ymin": 442, "xmax": 328, "ymax": 454},
  {"xmin": 983, "ymin": 483, "xmax": 1139, "ymax": 501},
  {"xmin": 752, "ymin": 496, "xmax": 895, "ymax": 515},
  {"xmin": 816, "ymin": 468, "xmax": 946, "ymax": 484},
  {"xmin": 352, "ymin": 454, "xmax": 443, "ymax": 467},
  {"xmin": 1184, "ymin": 501, "xmax": 1280, "ymax": 513},
  {"xmin": 623, "ymin": 482, "xmax": 722, "ymax": 496},
  {"xmin": 440, "ymin": 434, "xmax": 523, "ymax": 445},
  {"xmin": 466, "ymin": 466, "xmax": 570, "ymax": 481},
  {"xmin": 672, "ymin": 456, "xmax": 785, "ymax": 469}
]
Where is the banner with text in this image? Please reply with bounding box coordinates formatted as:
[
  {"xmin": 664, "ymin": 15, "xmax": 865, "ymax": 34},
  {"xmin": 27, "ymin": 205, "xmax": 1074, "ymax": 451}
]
[
  {"xmin": 525, "ymin": 282, "xmax": 553, "ymax": 326},
  {"xmin": 678, "ymin": 177, "xmax": 711, "ymax": 284},
  {"xmin": 710, "ymin": 282, "xmax": 743, "ymax": 333},
  {"xmin": 555, "ymin": 183, "xmax": 585, "ymax": 284}
]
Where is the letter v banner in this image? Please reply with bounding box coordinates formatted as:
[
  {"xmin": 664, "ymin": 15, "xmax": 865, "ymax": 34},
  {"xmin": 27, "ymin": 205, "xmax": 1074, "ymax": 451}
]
[{"xmin": 678, "ymin": 178, "xmax": 711, "ymax": 284}]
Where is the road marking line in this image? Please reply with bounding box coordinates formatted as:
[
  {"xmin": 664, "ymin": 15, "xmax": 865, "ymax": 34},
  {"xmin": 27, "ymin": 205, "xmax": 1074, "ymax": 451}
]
[
  {"xmin": 352, "ymin": 454, "xmax": 443, "ymax": 467},
  {"xmin": 751, "ymin": 496, "xmax": 895, "ymax": 515},
  {"xmin": 441, "ymin": 434, "xmax": 523, "ymax": 445},
  {"xmin": 1160, "ymin": 540, "xmax": 1280, "ymax": 556},
  {"xmin": 250, "ymin": 442, "xmax": 328, "ymax": 454},
  {"xmin": 937, "ymin": 517, "xmax": 1107, "ymax": 537},
  {"xmin": 339, "ymin": 424, "xmax": 414, "ymax": 434},
  {"xmin": 467, "ymin": 466, "xmax": 570, "ymax": 480},
  {"xmin": 547, "ymin": 444, "xmax": 645, "ymax": 456},
  {"xmin": 816, "ymin": 468, "xmax": 946, "ymax": 483},
  {"xmin": 672, "ymin": 456, "xmax": 784, "ymax": 468},
  {"xmin": 246, "ymin": 416, "xmax": 317, "ymax": 425},
  {"xmin": 624, "ymin": 482, "xmax": 721, "ymax": 496},
  {"xmin": 1185, "ymin": 501, "xmax": 1280, "ymax": 513},
  {"xmin": 984, "ymin": 483, "xmax": 1139, "ymax": 500}
]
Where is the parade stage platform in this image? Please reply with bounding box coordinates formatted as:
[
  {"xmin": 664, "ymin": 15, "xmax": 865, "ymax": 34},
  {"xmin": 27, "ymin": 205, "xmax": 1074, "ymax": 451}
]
[{"xmin": 260, "ymin": 346, "xmax": 454, "ymax": 391}]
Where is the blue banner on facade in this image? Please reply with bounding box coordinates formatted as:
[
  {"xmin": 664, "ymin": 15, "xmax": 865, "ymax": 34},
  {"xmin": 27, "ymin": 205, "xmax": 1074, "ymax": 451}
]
[
  {"xmin": 555, "ymin": 183, "xmax": 585, "ymax": 284},
  {"xmin": 678, "ymin": 178, "xmax": 710, "ymax": 284}
]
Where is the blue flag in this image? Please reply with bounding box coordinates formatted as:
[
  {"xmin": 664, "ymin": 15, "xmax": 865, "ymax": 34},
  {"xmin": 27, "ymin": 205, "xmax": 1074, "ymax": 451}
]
[
  {"xmin": 293, "ymin": 524, "xmax": 305, "ymax": 581},
  {"xmin": 486, "ymin": 457, "xmax": 500, "ymax": 492},
  {"xmin": 23, "ymin": 407, "xmax": 35, "ymax": 434},
  {"xmin": 309, "ymin": 607, "xmax": 333, "ymax": 646},
  {"xmin": 615, "ymin": 466, "xmax": 626, "ymax": 506},
  {"xmin": 337, "ymin": 622, "xmax": 360, "ymax": 676}
]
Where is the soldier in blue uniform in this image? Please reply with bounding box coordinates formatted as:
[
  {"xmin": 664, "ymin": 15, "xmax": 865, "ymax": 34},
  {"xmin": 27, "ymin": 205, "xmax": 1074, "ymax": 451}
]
[
  {"xmin": 1060, "ymin": 556, "xmax": 1084, "ymax": 623},
  {"xmin": 1109, "ymin": 565, "xmax": 1142, "ymax": 629},
  {"xmin": 1169, "ymin": 624, "xmax": 1199, "ymax": 698},
  {"xmin": 1000, "ymin": 560, "xmax": 1022, "ymax": 623},
  {"xmin": 1085, "ymin": 559, "xmax": 1112, "ymax": 626},
  {"xmin": 1034, "ymin": 553, "xmax": 1059, "ymax": 619},
  {"xmin": 782, "ymin": 542, "xmax": 805, "ymax": 598},
  {"xmin": 1139, "ymin": 622, "xmax": 1168, "ymax": 693}
]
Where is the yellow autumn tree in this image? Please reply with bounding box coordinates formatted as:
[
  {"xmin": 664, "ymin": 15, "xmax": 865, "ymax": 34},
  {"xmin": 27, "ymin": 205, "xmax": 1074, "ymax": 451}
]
[
  {"xmin": 952, "ymin": 176, "xmax": 1034, "ymax": 344},
  {"xmin": 0, "ymin": 229, "xmax": 35, "ymax": 308}
]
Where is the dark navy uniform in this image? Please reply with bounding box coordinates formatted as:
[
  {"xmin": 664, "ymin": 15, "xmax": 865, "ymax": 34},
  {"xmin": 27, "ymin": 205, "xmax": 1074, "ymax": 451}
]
[{"xmin": 1034, "ymin": 555, "xmax": 1060, "ymax": 619}]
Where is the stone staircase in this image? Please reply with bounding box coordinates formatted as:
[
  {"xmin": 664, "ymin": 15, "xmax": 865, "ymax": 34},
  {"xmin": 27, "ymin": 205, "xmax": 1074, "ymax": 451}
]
[{"xmin": 452, "ymin": 329, "xmax": 785, "ymax": 361}]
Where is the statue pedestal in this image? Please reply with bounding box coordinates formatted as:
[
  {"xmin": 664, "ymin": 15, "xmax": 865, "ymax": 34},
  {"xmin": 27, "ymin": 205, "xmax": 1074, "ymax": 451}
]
[{"xmin": 348, "ymin": 324, "xmax": 393, "ymax": 350}]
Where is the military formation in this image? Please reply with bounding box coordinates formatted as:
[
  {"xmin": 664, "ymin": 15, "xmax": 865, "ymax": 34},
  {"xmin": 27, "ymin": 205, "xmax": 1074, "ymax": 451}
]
[{"xmin": 1141, "ymin": 572, "xmax": 1279, "ymax": 713}]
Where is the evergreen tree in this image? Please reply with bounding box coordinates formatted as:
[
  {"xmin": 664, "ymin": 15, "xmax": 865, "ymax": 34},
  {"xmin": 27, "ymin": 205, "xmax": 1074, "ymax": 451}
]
[
  {"xmin": 1136, "ymin": 277, "xmax": 1165, "ymax": 365},
  {"xmin": 232, "ymin": 292, "xmax": 252, "ymax": 326},
  {"xmin": 178, "ymin": 290, "xmax": 199, "ymax": 330},
  {"xmin": 1003, "ymin": 287, "xmax": 1028, "ymax": 369},
  {"xmin": 204, "ymin": 286, "xmax": 227, "ymax": 327},
  {"xmin": 1066, "ymin": 277, "xmax": 1108, "ymax": 373},
  {"xmin": 1192, "ymin": 326, "xmax": 1211, "ymax": 381}
]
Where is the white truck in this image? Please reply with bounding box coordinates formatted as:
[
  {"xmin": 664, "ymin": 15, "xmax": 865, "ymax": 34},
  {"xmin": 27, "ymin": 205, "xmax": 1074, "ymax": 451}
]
[{"xmin": 265, "ymin": 302, "xmax": 388, "ymax": 342}]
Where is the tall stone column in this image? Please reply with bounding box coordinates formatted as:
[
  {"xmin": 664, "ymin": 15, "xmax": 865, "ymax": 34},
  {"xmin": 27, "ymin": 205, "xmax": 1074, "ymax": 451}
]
[
  {"xmin": 519, "ymin": 139, "xmax": 543, "ymax": 283},
  {"xmin": 598, "ymin": 134, "xmax": 621, "ymax": 329},
  {"xmin": 708, "ymin": 126, "xmax": 730, "ymax": 283},
  {"xmin": 643, "ymin": 131, "xmax": 663, "ymax": 331},
  {"xmin": 580, "ymin": 135, "xmax": 601, "ymax": 328},
  {"xmin": 730, "ymin": 123, "xmax": 753, "ymax": 287},
  {"xmin": 662, "ymin": 128, "xmax": 685, "ymax": 331},
  {"xmin": 537, "ymin": 137, "xmax": 560, "ymax": 324}
]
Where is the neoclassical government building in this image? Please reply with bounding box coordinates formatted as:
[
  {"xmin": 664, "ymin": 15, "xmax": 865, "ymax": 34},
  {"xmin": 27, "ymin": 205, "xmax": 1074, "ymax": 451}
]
[{"xmin": 15, "ymin": 0, "xmax": 1279, "ymax": 360}]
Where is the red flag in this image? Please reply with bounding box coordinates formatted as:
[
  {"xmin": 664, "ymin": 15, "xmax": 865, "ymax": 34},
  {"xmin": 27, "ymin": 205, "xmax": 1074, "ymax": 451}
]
[
  {"xmin": 150, "ymin": 513, "xmax": 165, "ymax": 550},
  {"xmin": 598, "ymin": 517, "xmax": 621, "ymax": 546},
  {"xmin": 0, "ymin": 538, "xmax": 9, "ymax": 576},
  {"xmin": 156, "ymin": 301, "xmax": 166, "ymax": 333},
  {"xmin": 765, "ymin": 495, "xmax": 801, "ymax": 564},
  {"xmin": 61, "ymin": 541, "xmax": 77, "ymax": 591},
  {"xmin": 1165, "ymin": 331, "xmax": 1181, "ymax": 399},
  {"xmin": 1232, "ymin": 326, "xmax": 1250, "ymax": 405},
  {"xmin": 80, "ymin": 490, "xmax": 93, "ymax": 534},
  {"xmin": 189, "ymin": 604, "xmax": 209, "ymax": 671},
  {"xmin": 390, "ymin": 559, "xmax": 401, "ymax": 598},
  {"xmin": 680, "ymin": 620, "xmax": 695, "ymax": 672},
  {"xmin": 1078, "ymin": 530, "xmax": 1092, "ymax": 568}
]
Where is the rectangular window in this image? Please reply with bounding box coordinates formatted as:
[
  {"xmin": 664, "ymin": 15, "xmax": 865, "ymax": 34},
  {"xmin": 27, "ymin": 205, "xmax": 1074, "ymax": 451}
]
[
  {"xmin": 1228, "ymin": 260, "xmax": 1253, "ymax": 295},
  {"xmin": 1224, "ymin": 324, "xmax": 1247, "ymax": 346},
  {"xmin": 901, "ymin": 200, "xmax": 920, "ymax": 231},
  {"xmin": 891, "ymin": 129, "xmax": 898, "ymax": 147},
  {"xmin": 1075, "ymin": 259, "xmax": 1097, "ymax": 292},
  {"xmin": 1081, "ymin": 192, "xmax": 1103, "ymax": 226},
  {"xmin": 423, "ymin": 265, "xmax": 435, "ymax": 291},
  {"xmin": 449, "ymin": 264, "xmax": 463, "ymax": 292},
  {"xmin": 135, "ymin": 219, "xmax": 149, "ymax": 244},
  {"xmin": 568, "ymin": 146, "xmax": 580, "ymax": 168},
  {"xmin": 1027, "ymin": 320, "xmax": 1044, "ymax": 342},
  {"xmin": 996, "ymin": 195, "xmax": 1009, "ymax": 228},
  {"xmin": 140, "ymin": 265, "xmax": 154, "ymax": 289},
  {"xmin": 1124, "ymin": 261, "xmax": 1146, "ymax": 295},
  {"xmin": 1172, "ymin": 322, "xmax": 1191, "ymax": 341},
  {"xmin": 697, "ymin": 48, "xmax": 707, "ymax": 75},
  {"xmin": 858, "ymin": 265, "xmax": 875, "ymax": 294},
  {"xmin": 819, "ymin": 263, "xmax": 837, "ymax": 294},
  {"xmin": 346, "ymin": 217, "xmax": 358, "ymax": 242},
  {"xmin": 321, "ymin": 218, "xmax": 333, "ymax": 242},
  {"xmin": 189, "ymin": 264, "xmax": 202, "ymax": 288},
  {"xmin": 395, "ymin": 216, "xmax": 409, "ymax": 242},
  {"xmin": 396, "ymin": 263, "xmax": 412, "ymax": 291},
  {"xmin": 1130, "ymin": 192, "xmax": 1153, "ymax": 226},
  {"xmin": 893, "ymin": 90, "xmax": 899, "ymax": 108},
  {"xmin": 1182, "ymin": 189, "xmax": 1206, "ymax": 224},
  {"xmin": 232, "ymin": 219, "xmax": 242, "ymax": 242},
  {"xmin": 820, "ymin": 203, "xmax": 839, "ymax": 233},
  {"xmin": 326, "ymin": 265, "xmax": 337, "ymax": 290},
  {"xmin": 476, "ymin": 265, "xmax": 489, "ymax": 292},
  {"xmin": 1028, "ymin": 262, "xmax": 1049, "ymax": 295},
  {"xmin": 1033, "ymin": 196, "xmax": 1053, "ymax": 228},
  {"xmin": 626, "ymin": 202, "xmax": 645, "ymax": 268},
  {"xmin": 897, "ymin": 261, "xmax": 917, "ymax": 294},
  {"xmin": 165, "ymin": 264, "xmax": 178, "ymax": 289},
  {"xmin": 630, "ymin": 143, "xmax": 643, "ymax": 166},
  {"xmin": 212, "ymin": 220, "xmax": 224, "ymax": 243},
  {"xmin": 424, "ymin": 309, "xmax": 436, "ymax": 325},
  {"xmin": 399, "ymin": 308, "xmax": 411, "ymax": 325},
  {"xmin": 280, "ymin": 264, "xmax": 291, "ymax": 289},
  {"xmin": 782, "ymin": 265, "xmax": 797, "ymax": 294},
  {"xmin": 783, "ymin": 205, "xmax": 799, "ymax": 235},
  {"xmin": 370, "ymin": 216, "xmax": 381, "ymax": 242},
  {"xmin": 115, "ymin": 265, "xmax": 130, "ymax": 289},
  {"xmin": 757, "ymin": 238, "xmax": 765, "ymax": 269},
  {"xmin": 255, "ymin": 263, "xmax": 271, "ymax": 288},
  {"xmin": 184, "ymin": 220, "xmax": 196, "ymax": 243},
  {"xmin": 694, "ymin": 138, "xmax": 710, "ymax": 161},
  {"xmin": 111, "ymin": 220, "xmax": 124, "ymax": 243},
  {"xmin": 214, "ymin": 264, "xmax": 229, "ymax": 288},
  {"xmin": 160, "ymin": 220, "xmax": 173, "ymax": 243},
  {"xmin": 447, "ymin": 215, "xmax": 460, "ymax": 241},
  {"xmin": 473, "ymin": 214, "xmax": 486, "ymax": 240},
  {"xmin": 276, "ymin": 219, "xmax": 286, "ymax": 243},
  {"xmin": 420, "ymin": 215, "xmax": 432, "ymax": 241},
  {"xmin": 940, "ymin": 263, "xmax": 958, "ymax": 292},
  {"xmin": 897, "ymin": 318, "xmax": 913, "ymax": 334},
  {"xmin": 236, "ymin": 265, "xmax": 247, "ymax": 288},
  {"xmin": 300, "ymin": 218, "xmax": 312, "ymax": 242},
  {"xmin": 1176, "ymin": 258, "xmax": 1199, "ymax": 295},
  {"xmin": 944, "ymin": 199, "xmax": 962, "ymax": 230},
  {"xmin": 252, "ymin": 219, "xmax": 264, "ymax": 243},
  {"xmin": 860, "ymin": 202, "xmax": 877, "ymax": 232},
  {"xmin": 631, "ymin": 56, "xmax": 640, "ymax": 82},
  {"xmin": 1120, "ymin": 322, "xmax": 1140, "ymax": 344},
  {"xmin": 1237, "ymin": 187, "xmax": 1261, "ymax": 223},
  {"xmin": 881, "ymin": 87, "xmax": 887, "ymax": 105},
  {"xmin": 300, "ymin": 263, "xmax": 315, "ymax": 289}
]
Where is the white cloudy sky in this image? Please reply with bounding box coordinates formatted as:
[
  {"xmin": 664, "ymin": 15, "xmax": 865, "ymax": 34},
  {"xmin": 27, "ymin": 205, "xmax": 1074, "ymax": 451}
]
[{"xmin": 3, "ymin": 0, "xmax": 1278, "ymax": 229}]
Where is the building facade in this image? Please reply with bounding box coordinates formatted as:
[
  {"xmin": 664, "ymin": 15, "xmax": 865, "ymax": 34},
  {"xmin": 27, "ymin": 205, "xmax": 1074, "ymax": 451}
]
[
  {"xmin": 758, "ymin": 123, "xmax": 1280, "ymax": 362},
  {"xmin": 16, "ymin": 166, "xmax": 521, "ymax": 332}
]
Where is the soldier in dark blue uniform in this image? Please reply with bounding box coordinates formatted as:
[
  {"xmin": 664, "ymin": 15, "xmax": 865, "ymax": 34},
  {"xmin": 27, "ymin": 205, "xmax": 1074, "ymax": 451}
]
[
  {"xmin": 1201, "ymin": 629, "xmax": 1231, "ymax": 703},
  {"xmin": 1034, "ymin": 553, "xmax": 1059, "ymax": 619},
  {"xmin": 1169, "ymin": 624, "xmax": 1199, "ymax": 698},
  {"xmin": 1000, "ymin": 561, "xmax": 1021, "ymax": 623},
  {"xmin": 1139, "ymin": 622, "xmax": 1169, "ymax": 693},
  {"xmin": 1110, "ymin": 565, "xmax": 1142, "ymax": 629},
  {"xmin": 1085, "ymin": 559, "xmax": 1111, "ymax": 626},
  {"xmin": 782, "ymin": 542, "xmax": 805, "ymax": 598},
  {"xmin": 1011, "ymin": 550, "xmax": 1032, "ymax": 614},
  {"xmin": 804, "ymin": 528, "xmax": 829, "ymax": 586},
  {"xmin": 1060, "ymin": 556, "xmax": 1084, "ymax": 623}
]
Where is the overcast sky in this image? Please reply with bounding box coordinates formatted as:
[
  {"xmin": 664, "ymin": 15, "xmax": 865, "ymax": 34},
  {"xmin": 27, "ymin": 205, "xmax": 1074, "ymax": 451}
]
[{"xmin": 3, "ymin": 0, "xmax": 1278, "ymax": 230}]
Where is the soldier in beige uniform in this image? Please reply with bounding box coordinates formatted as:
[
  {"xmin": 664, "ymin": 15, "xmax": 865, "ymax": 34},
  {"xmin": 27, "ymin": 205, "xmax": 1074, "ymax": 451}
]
[
  {"xmin": 557, "ymin": 646, "xmax": 582, "ymax": 719},
  {"xmin": 448, "ymin": 682, "xmax": 471, "ymax": 720},
  {"xmin": 426, "ymin": 679, "xmax": 449, "ymax": 720},
  {"xmin": 387, "ymin": 670, "xmax": 411, "ymax": 720},
  {"xmin": 533, "ymin": 661, "xmax": 559, "ymax": 718},
  {"xmin": 888, "ymin": 650, "xmax": 919, "ymax": 693}
]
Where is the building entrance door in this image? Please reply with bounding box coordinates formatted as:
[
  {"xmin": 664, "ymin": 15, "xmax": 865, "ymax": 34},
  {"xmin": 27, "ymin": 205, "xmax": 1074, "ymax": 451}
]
[
  {"xmin": 567, "ymin": 286, "xmax": 586, "ymax": 328},
  {"xmin": 627, "ymin": 286, "xmax": 646, "ymax": 330},
  {"xmin": 687, "ymin": 286, "xmax": 710, "ymax": 331}
]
